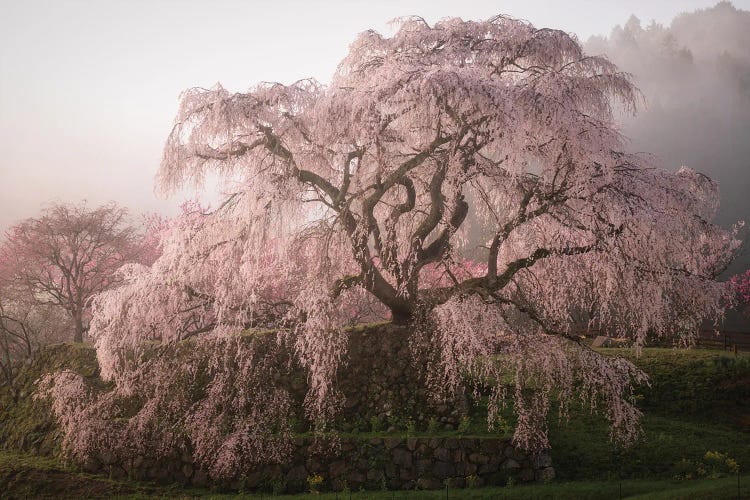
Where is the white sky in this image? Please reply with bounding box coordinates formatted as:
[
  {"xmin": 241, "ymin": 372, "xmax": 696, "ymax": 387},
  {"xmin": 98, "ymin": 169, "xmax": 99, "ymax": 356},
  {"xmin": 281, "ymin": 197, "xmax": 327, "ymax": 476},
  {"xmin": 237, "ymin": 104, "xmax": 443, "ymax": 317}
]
[{"xmin": 1, "ymin": 0, "xmax": 748, "ymax": 229}]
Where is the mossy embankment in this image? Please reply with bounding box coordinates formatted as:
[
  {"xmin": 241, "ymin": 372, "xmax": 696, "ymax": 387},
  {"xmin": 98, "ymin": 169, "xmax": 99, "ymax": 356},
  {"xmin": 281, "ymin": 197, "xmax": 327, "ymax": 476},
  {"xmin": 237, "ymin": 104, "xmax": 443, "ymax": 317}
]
[
  {"xmin": 0, "ymin": 343, "xmax": 101, "ymax": 456},
  {"xmin": 0, "ymin": 450, "xmax": 159, "ymax": 499}
]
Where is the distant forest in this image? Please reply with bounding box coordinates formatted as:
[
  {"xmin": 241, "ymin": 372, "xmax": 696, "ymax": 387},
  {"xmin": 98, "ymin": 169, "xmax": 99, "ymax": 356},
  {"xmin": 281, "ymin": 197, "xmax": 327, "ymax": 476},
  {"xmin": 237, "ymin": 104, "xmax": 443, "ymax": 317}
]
[{"xmin": 588, "ymin": 2, "xmax": 750, "ymax": 328}]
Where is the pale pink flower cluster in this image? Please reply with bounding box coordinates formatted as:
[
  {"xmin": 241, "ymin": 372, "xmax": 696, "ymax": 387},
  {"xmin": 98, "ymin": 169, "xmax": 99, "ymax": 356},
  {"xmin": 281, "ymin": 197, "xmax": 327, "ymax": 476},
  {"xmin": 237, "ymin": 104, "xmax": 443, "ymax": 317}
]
[
  {"xmin": 429, "ymin": 296, "xmax": 649, "ymax": 450},
  {"xmin": 37, "ymin": 336, "xmax": 293, "ymax": 479}
]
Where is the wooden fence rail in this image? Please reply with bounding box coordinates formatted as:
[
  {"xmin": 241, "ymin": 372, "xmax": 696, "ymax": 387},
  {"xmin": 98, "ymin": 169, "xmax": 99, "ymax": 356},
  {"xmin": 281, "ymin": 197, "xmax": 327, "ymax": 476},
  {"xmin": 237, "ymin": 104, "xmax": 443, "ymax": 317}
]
[{"xmin": 696, "ymin": 330, "xmax": 750, "ymax": 351}]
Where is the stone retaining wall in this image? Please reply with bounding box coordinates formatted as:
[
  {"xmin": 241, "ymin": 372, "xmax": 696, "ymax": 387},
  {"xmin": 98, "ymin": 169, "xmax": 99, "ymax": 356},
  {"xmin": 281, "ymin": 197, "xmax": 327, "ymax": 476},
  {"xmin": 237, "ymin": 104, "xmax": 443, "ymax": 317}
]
[
  {"xmin": 336, "ymin": 323, "xmax": 467, "ymax": 430},
  {"xmin": 85, "ymin": 436, "xmax": 553, "ymax": 493},
  {"xmin": 17, "ymin": 324, "xmax": 554, "ymax": 493}
]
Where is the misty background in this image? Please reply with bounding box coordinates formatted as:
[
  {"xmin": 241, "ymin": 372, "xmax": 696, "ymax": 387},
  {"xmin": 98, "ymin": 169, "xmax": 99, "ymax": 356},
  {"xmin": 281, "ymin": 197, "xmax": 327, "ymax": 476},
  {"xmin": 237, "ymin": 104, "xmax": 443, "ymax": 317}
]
[
  {"xmin": 1, "ymin": 1, "xmax": 749, "ymax": 321},
  {"xmin": 586, "ymin": 1, "xmax": 750, "ymax": 274}
]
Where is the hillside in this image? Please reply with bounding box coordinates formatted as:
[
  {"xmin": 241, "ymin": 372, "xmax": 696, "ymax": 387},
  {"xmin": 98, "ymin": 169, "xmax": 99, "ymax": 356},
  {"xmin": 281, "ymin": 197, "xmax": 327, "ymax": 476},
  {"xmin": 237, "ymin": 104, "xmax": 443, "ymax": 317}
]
[{"xmin": 0, "ymin": 338, "xmax": 749, "ymax": 497}]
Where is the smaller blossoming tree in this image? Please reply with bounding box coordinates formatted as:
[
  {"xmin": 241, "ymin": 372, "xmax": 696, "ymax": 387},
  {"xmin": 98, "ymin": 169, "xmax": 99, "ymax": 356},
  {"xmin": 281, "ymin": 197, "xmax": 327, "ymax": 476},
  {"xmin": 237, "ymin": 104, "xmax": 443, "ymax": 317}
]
[{"xmin": 0, "ymin": 202, "xmax": 155, "ymax": 343}]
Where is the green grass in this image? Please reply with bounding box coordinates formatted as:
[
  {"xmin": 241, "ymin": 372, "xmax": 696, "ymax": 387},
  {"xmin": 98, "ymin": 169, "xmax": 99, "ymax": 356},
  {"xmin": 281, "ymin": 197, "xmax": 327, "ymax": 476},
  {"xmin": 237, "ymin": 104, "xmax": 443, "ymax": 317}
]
[
  {"xmin": 547, "ymin": 348, "xmax": 750, "ymax": 481},
  {"xmin": 0, "ymin": 450, "xmax": 154, "ymax": 498},
  {"xmin": 549, "ymin": 411, "xmax": 750, "ymax": 481}
]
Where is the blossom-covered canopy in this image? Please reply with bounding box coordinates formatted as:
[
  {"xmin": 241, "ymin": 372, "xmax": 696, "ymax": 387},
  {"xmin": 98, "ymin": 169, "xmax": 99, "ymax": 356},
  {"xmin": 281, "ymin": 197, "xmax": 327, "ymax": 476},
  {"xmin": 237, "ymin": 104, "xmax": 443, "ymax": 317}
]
[{"xmin": 76, "ymin": 15, "xmax": 740, "ymax": 461}]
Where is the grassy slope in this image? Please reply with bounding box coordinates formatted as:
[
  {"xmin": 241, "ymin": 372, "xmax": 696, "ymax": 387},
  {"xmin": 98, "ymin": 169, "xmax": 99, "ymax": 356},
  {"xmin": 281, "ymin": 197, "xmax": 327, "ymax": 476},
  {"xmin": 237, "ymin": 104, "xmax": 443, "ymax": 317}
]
[
  {"xmin": 549, "ymin": 348, "xmax": 750, "ymax": 481},
  {"xmin": 0, "ymin": 450, "xmax": 150, "ymax": 499}
]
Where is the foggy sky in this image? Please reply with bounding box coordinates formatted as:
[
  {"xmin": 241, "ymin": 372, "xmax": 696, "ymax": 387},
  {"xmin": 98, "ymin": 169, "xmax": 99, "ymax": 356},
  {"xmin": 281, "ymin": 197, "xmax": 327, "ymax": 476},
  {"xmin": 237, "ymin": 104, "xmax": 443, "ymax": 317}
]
[{"xmin": 2, "ymin": 0, "xmax": 749, "ymax": 248}]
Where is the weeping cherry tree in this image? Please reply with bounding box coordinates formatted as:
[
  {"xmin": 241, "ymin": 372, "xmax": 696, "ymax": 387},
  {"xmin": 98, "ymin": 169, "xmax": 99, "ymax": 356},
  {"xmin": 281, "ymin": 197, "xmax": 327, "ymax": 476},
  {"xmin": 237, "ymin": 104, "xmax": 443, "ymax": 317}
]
[{"xmin": 40, "ymin": 15, "xmax": 741, "ymax": 475}]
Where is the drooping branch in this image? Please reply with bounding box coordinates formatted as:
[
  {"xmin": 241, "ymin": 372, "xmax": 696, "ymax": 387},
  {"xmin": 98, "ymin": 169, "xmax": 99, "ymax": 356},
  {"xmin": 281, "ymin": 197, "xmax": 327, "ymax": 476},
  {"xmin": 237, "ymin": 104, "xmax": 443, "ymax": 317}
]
[{"xmin": 422, "ymin": 240, "xmax": 605, "ymax": 310}]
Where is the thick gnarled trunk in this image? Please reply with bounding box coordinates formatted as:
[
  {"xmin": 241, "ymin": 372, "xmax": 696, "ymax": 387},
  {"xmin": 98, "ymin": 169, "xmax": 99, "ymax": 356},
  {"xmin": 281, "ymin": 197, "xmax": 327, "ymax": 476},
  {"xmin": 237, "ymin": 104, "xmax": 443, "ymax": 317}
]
[{"xmin": 73, "ymin": 310, "xmax": 85, "ymax": 343}]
